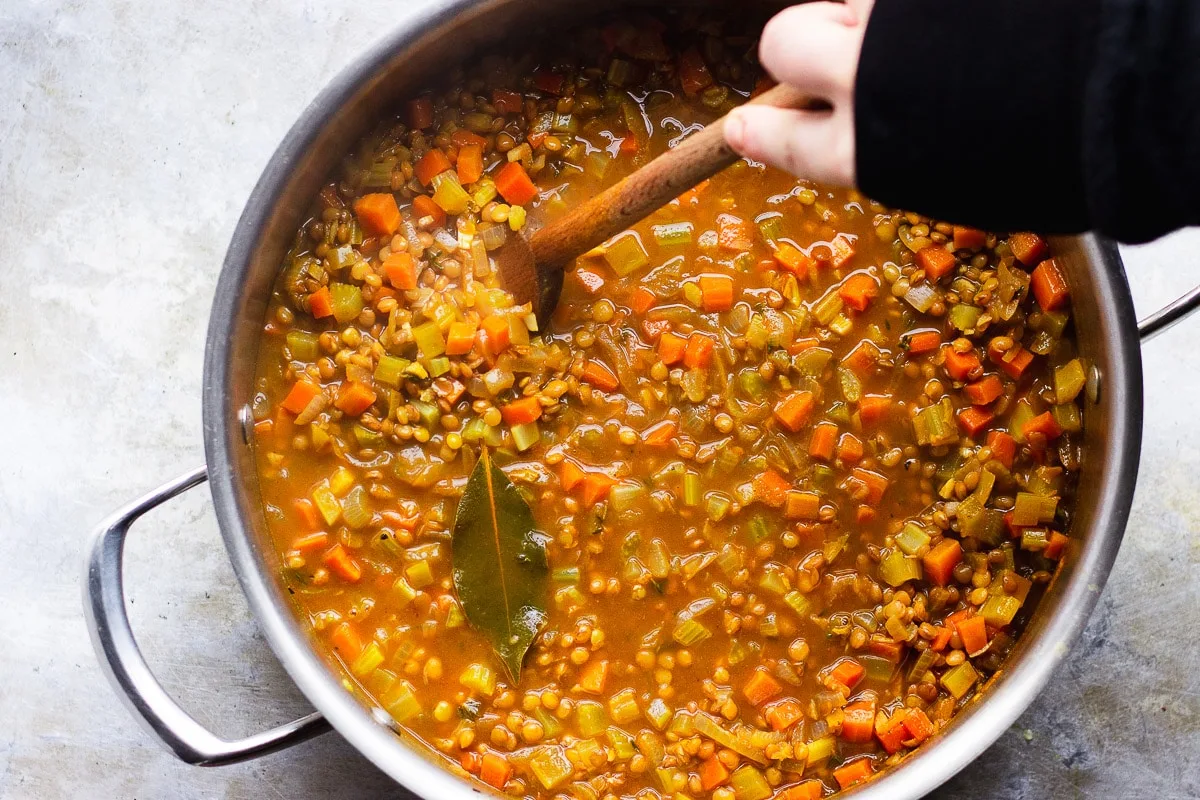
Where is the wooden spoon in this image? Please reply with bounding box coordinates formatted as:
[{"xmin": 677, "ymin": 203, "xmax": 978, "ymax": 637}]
[{"xmin": 494, "ymin": 83, "xmax": 815, "ymax": 325}]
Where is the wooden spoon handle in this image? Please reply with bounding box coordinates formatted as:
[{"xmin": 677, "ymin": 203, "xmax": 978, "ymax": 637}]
[{"xmin": 529, "ymin": 83, "xmax": 813, "ymax": 269}]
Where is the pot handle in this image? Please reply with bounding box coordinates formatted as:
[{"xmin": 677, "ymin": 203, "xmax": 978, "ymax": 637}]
[
  {"xmin": 1138, "ymin": 283, "xmax": 1200, "ymax": 342},
  {"xmin": 82, "ymin": 466, "xmax": 332, "ymax": 765}
]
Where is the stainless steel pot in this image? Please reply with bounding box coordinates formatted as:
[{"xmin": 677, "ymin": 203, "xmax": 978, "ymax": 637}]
[{"xmin": 83, "ymin": 1, "xmax": 1200, "ymax": 797}]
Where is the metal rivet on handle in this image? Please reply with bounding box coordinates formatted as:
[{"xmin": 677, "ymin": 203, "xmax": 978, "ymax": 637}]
[
  {"xmin": 1086, "ymin": 365, "xmax": 1102, "ymax": 405},
  {"xmin": 239, "ymin": 405, "xmax": 254, "ymax": 445}
]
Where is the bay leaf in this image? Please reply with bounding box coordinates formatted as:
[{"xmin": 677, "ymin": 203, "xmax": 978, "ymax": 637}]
[{"xmin": 452, "ymin": 447, "xmax": 549, "ymax": 682}]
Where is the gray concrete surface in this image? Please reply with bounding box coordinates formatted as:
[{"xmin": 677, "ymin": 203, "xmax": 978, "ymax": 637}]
[{"xmin": 1, "ymin": 1, "xmax": 1198, "ymax": 798}]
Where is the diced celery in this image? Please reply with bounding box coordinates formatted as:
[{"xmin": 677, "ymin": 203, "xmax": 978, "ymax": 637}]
[
  {"xmin": 533, "ymin": 706, "xmax": 563, "ymax": 738},
  {"xmin": 756, "ymin": 213, "xmax": 784, "ymax": 243},
  {"xmin": 405, "ymin": 560, "xmax": 434, "ymax": 589},
  {"xmin": 805, "ymin": 736, "xmax": 836, "ymax": 767},
  {"xmin": 683, "ymin": 282, "xmax": 703, "ymax": 307},
  {"xmin": 374, "ymin": 355, "xmax": 409, "ymax": 387},
  {"xmin": 412, "ymin": 322, "xmax": 446, "ymax": 359},
  {"xmin": 459, "ymin": 663, "xmax": 496, "ymax": 696},
  {"xmin": 1009, "ymin": 400, "xmax": 1036, "ymax": 444},
  {"xmin": 1020, "ymin": 527, "xmax": 1051, "ymax": 552},
  {"xmin": 758, "ymin": 566, "xmax": 790, "ymax": 595},
  {"xmin": 904, "ymin": 283, "xmax": 938, "ymax": 313},
  {"xmin": 508, "ymin": 205, "xmax": 527, "ymax": 231},
  {"xmin": 603, "ymin": 232, "xmax": 649, "ymax": 276},
  {"xmin": 896, "ymin": 522, "xmax": 931, "ymax": 556},
  {"xmin": 730, "ymin": 765, "xmax": 772, "ymax": 800},
  {"xmin": 511, "ymin": 421, "xmax": 540, "ymax": 452},
  {"xmin": 1039, "ymin": 310, "xmax": 1071, "ymax": 337},
  {"xmin": 982, "ymin": 592, "xmax": 1024, "ymax": 627},
  {"xmin": 824, "ymin": 533, "xmax": 850, "ymax": 563},
  {"xmin": 312, "ymin": 485, "xmax": 341, "ymax": 526},
  {"xmin": 940, "ymin": 662, "xmax": 979, "ymax": 699},
  {"xmin": 879, "ymin": 550, "xmax": 923, "ymax": 586},
  {"xmin": 673, "ymin": 618, "xmax": 712, "ymax": 646},
  {"xmin": 472, "ymin": 178, "xmax": 498, "ymax": 207},
  {"xmin": 392, "ymin": 577, "xmax": 418, "ymax": 605},
  {"xmin": 636, "ymin": 731, "xmax": 666, "ymax": 766},
  {"xmin": 948, "ymin": 303, "xmax": 982, "ymax": 332},
  {"xmin": 829, "ymin": 313, "xmax": 853, "ymax": 336},
  {"xmin": 328, "ymin": 245, "xmax": 357, "ymax": 271},
  {"xmin": 914, "ymin": 397, "xmax": 959, "ymax": 446},
  {"xmin": 382, "ymin": 679, "xmax": 422, "ymax": 722},
  {"xmin": 793, "ymin": 347, "xmax": 834, "ymax": 377},
  {"xmin": 682, "ymin": 472, "xmax": 701, "ymax": 507},
  {"xmin": 655, "ymin": 767, "xmax": 686, "ymax": 793},
  {"xmin": 783, "ymin": 590, "xmax": 811, "ymax": 618},
  {"xmin": 432, "ymin": 174, "xmax": 471, "ymax": 215},
  {"xmin": 361, "ymin": 157, "xmax": 397, "ymax": 189},
  {"xmin": 652, "ymin": 222, "xmax": 694, "ymax": 247},
  {"xmin": 837, "ymin": 366, "xmax": 862, "ymax": 403},
  {"xmin": 351, "ymin": 641, "xmax": 385, "ymax": 677},
  {"xmin": 608, "ymin": 688, "xmax": 641, "ymax": 724},
  {"xmin": 404, "ymin": 360, "xmax": 429, "ymax": 380},
  {"xmin": 576, "ymin": 700, "xmax": 608, "ymax": 737},
  {"xmin": 461, "ymin": 416, "xmax": 487, "ymax": 443},
  {"xmin": 759, "ymin": 612, "xmax": 780, "ymax": 637},
  {"xmin": 428, "ymin": 356, "xmax": 451, "ymax": 377},
  {"xmin": 609, "ymin": 481, "xmax": 645, "ymax": 512},
  {"xmin": 553, "ymin": 567, "xmax": 580, "ymax": 584},
  {"xmin": 705, "ymin": 492, "xmax": 732, "ymax": 522},
  {"xmin": 529, "ymin": 746, "xmax": 573, "ymax": 790},
  {"xmin": 716, "ymin": 545, "xmax": 743, "ymax": 577},
  {"xmin": 445, "ymin": 598, "xmax": 465, "ymax": 628},
  {"xmin": 1054, "ymin": 358, "xmax": 1086, "ymax": 404},
  {"xmin": 607, "ymin": 727, "xmax": 636, "ymax": 760},
  {"xmin": 646, "ymin": 699, "xmax": 673, "ymax": 731},
  {"xmin": 812, "ymin": 290, "xmax": 844, "ymax": 326},
  {"xmin": 1013, "ymin": 492, "xmax": 1058, "ymax": 526},
  {"xmin": 907, "ymin": 648, "xmax": 937, "ymax": 682},
  {"xmin": 728, "ymin": 639, "xmax": 748, "ymax": 666},
  {"xmin": 329, "ymin": 282, "xmax": 363, "ymax": 324},
  {"xmin": 341, "ymin": 485, "xmax": 372, "ymax": 529},
  {"xmin": 861, "ymin": 654, "xmax": 894, "ymax": 682},
  {"xmin": 1053, "ymin": 403, "xmax": 1082, "ymax": 432},
  {"xmin": 286, "ymin": 330, "xmax": 320, "ymax": 361}
]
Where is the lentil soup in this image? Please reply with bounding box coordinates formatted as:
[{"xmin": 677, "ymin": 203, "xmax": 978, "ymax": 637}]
[{"xmin": 251, "ymin": 13, "xmax": 1083, "ymax": 800}]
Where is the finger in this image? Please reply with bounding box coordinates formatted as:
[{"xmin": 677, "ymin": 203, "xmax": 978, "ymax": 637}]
[
  {"xmin": 725, "ymin": 104, "xmax": 856, "ymax": 186},
  {"xmin": 844, "ymin": 0, "xmax": 875, "ymax": 25},
  {"xmin": 759, "ymin": 4, "xmax": 861, "ymax": 95}
]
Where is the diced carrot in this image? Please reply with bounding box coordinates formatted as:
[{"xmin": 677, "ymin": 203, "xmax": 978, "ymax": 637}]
[
  {"xmin": 744, "ymin": 669, "xmax": 783, "ymax": 706},
  {"xmin": 579, "ymin": 473, "xmax": 615, "ymax": 506},
  {"xmin": 773, "ymin": 391, "xmax": 815, "ymax": 432},
  {"xmin": 272, "ymin": 408, "xmax": 294, "ymax": 449},
  {"xmin": 1044, "ymin": 531, "xmax": 1069, "ymax": 560},
  {"xmin": 1031, "ymin": 258, "xmax": 1070, "ymax": 311},
  {"xmin": 785, "ymin": 491, "xmax": 821, "ymax": 521},
  {"xmin": 412, "ymin": 194, "xmax": 446, "ymax": 227},
  {"xmin": 850, "ymin": 468, "xmax": 889, "ymax": 505},
  {"xmin": 415, "ymin": 148, "xmax": 453, "ymax": 186},
  {"xmin": 330, "ymin": 621, "xmax": 364, "ymax": 660},
  {"xmin": 764, "ymin": 698, "xmax": 804, "ymax": 732},
  {"xmin": 308, "ymin": 286, "xmax": 334, "ymax": 318},
  {"xmin": 923, "ymin": 538, "xmax": 962, "ymax": 587},
  {"xmin": 572, "ymin": 267, "xmax": 606, "ymax": 295},
  {"xmin": 460, "ymin": 751, "xmax": 482, "ymax": 774},
  {"xmin": 658, "ymin": 331, "xmax": 688, "ymax": 365},
  {"xmin": 491, "ymin": 89, "xmax": 523, "ymax": 114},
  {"xmin": 383, "ymin": 251, "xmax": 418, "ymax": 290},
  {"xmin": 479, "ymin": 752, "xmax": 513, "ymax": 790},
  {"xmin": 859, "ymin": 394, "xmax": 892, "ymax": 425},
  {"xmin": 699, "ymin": 755, "xmax": 730, "ymax": 790},
  {"xmin": 842, "ymin": 340, "xmax": 879, "ymax": 374},
  {"xmin": 456, "ymin": 143, "xmax": 484, "ymax": 185},
  {"xmin": 773, "ymin": 242, "xmax": 816, "ymax": 278},
  {"xmin": 809, "ymin": 422, "xmax": 839, "ymax": 461},
  {"xmin": 837, "ymin": 433, "xmax": 864, "ymax": 464},
  {"xmin": 1023, "ymin": 411, "xmax": 1064, "ymax": 441},
  {"xmin": 779, "ymin": 781, "xmax": 824, "ymax": 800},
  {"xmin": 876, "ymin": 709, "xmax": 910, "ymax": 754},
  {"xmin": 353, "ymin": 193, "xmax": 402, "ymax": 237},
  {"xmin": 642, "ymin": 419, "xmax": 677, "ymax": 447},
  {"xmin": 282, "ymin": 380, "xmax": 323, "ymax": 415},
  {"xmin": 988, "ymin": 341, "xmax": 1035, "ymax": 379},
  {"xmin": 904, "ymin": 708, "xmax": 935, "ymax": 742},
  {"xmin": 581, "ymin": 360, "xmax": 620, "ymax": 392},
  {"xmin": 334, "ymin": 382, "xmax": 377, "ymax": 416},
  {"xmin": 787, "ymin": 337, "xmax": 820, "ymax": 355},
  {"xmin": 495, "ymin": 161, "xmax": 538, "ymax": 206},
  {"xmin": 253, "ymin": 419, "xmax": 273, "ymax": 438},
  {"xmin": 856, "ymin": 505, "xmax": 876, "ymax": 524},
  {"xmin": 407, "ymin": 96, "xmax": 434, "ymax": 130},
  {"xmin": 533, "ymin": 69, "xmax": 564, "ymax": 95},
  {"xmin": 528, "ymin": 130, "xmax": 548, "ymax": 149},
  {"xmin": 445, "ymin": 321, "xmax": 478, "ymax": 356},
  {"xmin": 867, "ymin": 637, "xmax": 905, "ymax": 662},
  {"xmin": 840, "ymin": 701, "xmax": 876, "ymax": 743},
  {"xmin": 501, "ymin": 396, "xmax": 542, "ymax": 425},
  {"xmin": 619, "ymin": 133, "xmax": 640, "ymax": 156},
  {"xmin": 1009, "ymin": 232, "xmax": 1048, "ymax": 266},
  {"xmin": 904, "ymin": 330, "xmax": 942, "ymax": 355},
  {"xmin": 957, "ymin": 406, "xmax": 995, "ymax": 436},
  {"xmin": 323, "ymin": 544, "xmax": 362, "ymax": 583},
  {"xmin": 943, "ymin": 345, "xmax": 982, "ymax": 382},
  {"xmin": 630, "ymin": 286, "xmax": 656, "ymax": 314},
  {"xmin": 832, "ymin": 757, "xmax": 874, "ymax": 790},
  {"xmin": 987, "ymin": 430, "xmax": 1017, "ymax": 469},
  {"xmin": 683, "ymin": 333, "xmax": 715, "ymax": 369},
  {"xmin": 839, "ymin": 272, "xmax": 880, "ymax": 312},
  {"xmin": 560, "ymin": 460, "xmax": 586, "ymax": 491},
  {"xmin": 964, "ymin": 374, "xmax": 1004, "ymax": 406},
  {"xmin": 953, "ymin": 226, "xmax": 987, "ymax": 250},
  {"xmin": 955, "ymin": 614, "xmax": 989, "ymax": 656},
  {"xmin": 642, "ymin": 318, "xmax": 671, "ymax": 342},
  {"xmin": 753, "ymin": 468, "xmax": 792, "ymax": 507},
  {"xmin": 829, "ymin": 234, "xmax": 856, "ymax": 268},
  {"xmin": 578, "ymin": 658, "xmax": 609, "ymax": 694},
  {"xmin": 678, "ymin": 48, "xmax": 714, "ymax": 95},
  {"xmin": 450, "ymin": 128, "xmax": 487, "ymax": 149},
  {"xmin": 916, "ymin": 246, "xmax": 957, "ymax": 281},
  {"xmin": 480, "ymin": 315, "xmax": 511, "ymax": 354},
  {"xmin": 699, "ymin": 273, "xmax": 734, "ymax": 312},
  {"xmin": 291, "ymin": 531, "xmax": 329, "ymax": 553},
  {"xmin": 828, "ymin": 658, "xmax": 865, "ymax": 690},
  {"xmin": 716, "ymin": 214, "xmax": 755, "ymax": 252},
  {"xmin": 931, "ymin": 625, "xmax": 954, "ymax": 651},
  {"xmin": 293, "ymin": 500, "xmax": 321, "ymax": 532}
]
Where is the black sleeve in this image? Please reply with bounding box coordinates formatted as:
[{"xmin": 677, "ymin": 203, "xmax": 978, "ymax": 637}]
[{"xmin": 853, "ymin": 0, "xmax": 1200, "ymax": 244}]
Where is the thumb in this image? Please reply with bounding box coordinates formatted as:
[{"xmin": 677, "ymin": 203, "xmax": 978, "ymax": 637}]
[{"xmin": 725, "ymin": 104, "xmax": 856, "ymax": 187}]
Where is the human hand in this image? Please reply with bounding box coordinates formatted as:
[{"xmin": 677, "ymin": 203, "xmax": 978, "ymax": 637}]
[{"xmin": 724, "ymin": 0, "xmax": 874, "ymax": 186}]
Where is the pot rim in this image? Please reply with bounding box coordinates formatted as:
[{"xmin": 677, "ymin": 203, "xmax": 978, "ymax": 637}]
[{"xmin": 202, "ymin": 5, "xmax": 1144, "ymax": 798}]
